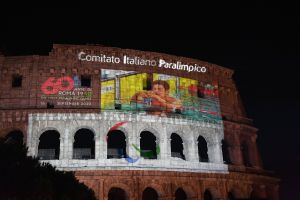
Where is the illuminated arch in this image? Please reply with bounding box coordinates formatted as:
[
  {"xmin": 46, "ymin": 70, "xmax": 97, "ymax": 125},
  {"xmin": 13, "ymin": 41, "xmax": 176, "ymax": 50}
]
[
  {"xmin": 171, "ymin": 133, "xmax": 186, "ymax": 160},
  {"xmin": 167, "ymin": 127, "xmax": 191, "ymax": 160},
  {"xmin": 107, "ymin": 129, "xmax": 127, "ymax": 159},
  {"xmin": 71, "ymin": 126, "xmax": 97, "ymax": 140},
  {"xmin": 197, "ymin": 135, "xmax": 209, "ymax": 162},
  {"xmin": 140, "ymin": 131, "xmax": 158, "ymax": 159},
  {"xmin": 73, "ymin": 128, "xmax": 95, "ymax": 159},
  {"xmin": 38, "ymin": 130, "xmax": 60, "ymax": 160},
  {"xmin": 166, "ymin": 127, "xmax": 190, "ymax": 143},
  {"xmin": 138, "ymin": 126, "xmax": 160, "ymax": 142},
  {"xmin": 37, "ymin": 127, "xmax": 61, "ymax": 139},
  {"xmin": 194, "ymin": 130, "xmax": 213, "ymax": 146}
]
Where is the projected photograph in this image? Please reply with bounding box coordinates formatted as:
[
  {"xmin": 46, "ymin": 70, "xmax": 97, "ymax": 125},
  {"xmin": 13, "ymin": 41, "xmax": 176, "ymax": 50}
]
[{"xmin": 101, "ymin": 69, "xmax": 221, "ymax": 122}]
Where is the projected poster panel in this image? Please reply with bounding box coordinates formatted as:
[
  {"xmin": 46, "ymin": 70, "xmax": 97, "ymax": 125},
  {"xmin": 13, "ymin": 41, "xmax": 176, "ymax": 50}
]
[
  {"xmin": 101, "ymin": 69, "xmax": 221, "ymax": 122},
  {"xmin": 40, "ymin": 75, "xmax": 93, "ymax": 107}
]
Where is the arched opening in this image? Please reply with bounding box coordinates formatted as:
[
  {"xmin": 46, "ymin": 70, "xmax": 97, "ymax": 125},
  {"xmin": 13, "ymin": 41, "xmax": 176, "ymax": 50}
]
[
  {"xmin": 228, "ymin": 192, "xmax": 235, "ymax": 200},
  {"xmin": 250, "ymin": 187, "xmax": 269, "ymax": 200},
  {"xmin": 175, "ymin": 188, "xmax": 187, "ymax": 200},
  {"xmin": 204, "ymin": 189, "xmax": 213, "ymax": 200},
  {"xmin": 198, "ymin": 136, "xmax": 209, "ymax": 162},
  {"xmin": 241, "ymin": 141, "xmax": 252, "ymax": 167},
  {"xmin": 222, "ymin": 139, "xmax": 231, "ymax": 164},
  {"xmin": 5, "ymin": 130, "xmax": 23, "ymax": 144},
  {"xmin": 250, "ymin": 191, "xmax": 264, "ymax": 200},
  {"xmin": 171, "ymin": 133, "xmax": 186, "ymax": 160},
  {"xmin": 142, "ymin": 187, "xmax": 158, "ymax": 200},
  {"xmin": 73, "ymin": 128, "xmax": 95, "ymax": 159},
  {"xmin": 140, "ymin": 131, "xmax": 157, "ymax": 159},
  {"xmin": 38, "ymin": 130, "xmax": 60, "ymax": 160},
  {"xmin": 108, "ymin": 187, "xmax": 128, "ymax": 200},
  {"xmin": 107, "ymin": 130, "xmax": 127, "ymax": 159}
]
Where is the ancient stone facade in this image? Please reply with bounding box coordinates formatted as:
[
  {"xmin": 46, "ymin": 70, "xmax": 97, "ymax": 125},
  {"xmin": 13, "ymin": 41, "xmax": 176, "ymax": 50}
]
[
  {"xmin": 27, "ymin": 112, "xmax": 226, "ymax": 172},
  {"xmin": 0, "ymin": 44, "xmax": 280, "ymax": 200}
]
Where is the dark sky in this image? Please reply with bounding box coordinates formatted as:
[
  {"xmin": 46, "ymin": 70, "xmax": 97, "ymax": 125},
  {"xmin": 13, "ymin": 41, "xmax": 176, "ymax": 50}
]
[{"xmin": 1, "ymin": 6, "xmax": 300, "ymax": 200}]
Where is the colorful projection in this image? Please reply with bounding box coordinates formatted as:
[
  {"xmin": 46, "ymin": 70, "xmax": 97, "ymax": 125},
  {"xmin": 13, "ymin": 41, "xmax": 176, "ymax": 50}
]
[
  {"xmin": 101, "ymin": 69, "xmax": 221, "ymax": 122},
  {"xmin": 40, "ymin": 76, "xmax": 93, "ymax": 107}
]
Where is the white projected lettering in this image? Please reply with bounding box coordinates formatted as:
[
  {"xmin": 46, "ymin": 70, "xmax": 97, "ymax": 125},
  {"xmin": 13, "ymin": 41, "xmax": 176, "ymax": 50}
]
[{"xmin": 78, "ymin": 51, "xmax": 207, "ymax": 73}]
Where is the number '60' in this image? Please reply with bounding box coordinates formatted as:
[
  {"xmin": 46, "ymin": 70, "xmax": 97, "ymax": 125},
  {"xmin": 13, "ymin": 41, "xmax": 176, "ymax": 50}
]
[{"xmin": 41, "ymin": 76, "xmax": 74, "ymax": 95}]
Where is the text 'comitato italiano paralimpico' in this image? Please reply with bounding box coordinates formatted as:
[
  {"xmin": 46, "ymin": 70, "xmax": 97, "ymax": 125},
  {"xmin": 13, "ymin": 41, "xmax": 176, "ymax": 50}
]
[{"xmin": 78, "ymin": 51, "xmax": 207, "ymax": 73}]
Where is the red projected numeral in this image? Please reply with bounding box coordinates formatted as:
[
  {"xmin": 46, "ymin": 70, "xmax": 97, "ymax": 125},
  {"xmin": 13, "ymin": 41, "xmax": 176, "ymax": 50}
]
[
  {"xmin": 41, "ymin": 76, "xmax": 74, "ymax": 95},
  {"xmin": 41, "ymin": 77, "xmax": 58, "ymax": 95},
  {"xmin": 56, "ymin": 76, "xmax": 74, "ymax": 91}
]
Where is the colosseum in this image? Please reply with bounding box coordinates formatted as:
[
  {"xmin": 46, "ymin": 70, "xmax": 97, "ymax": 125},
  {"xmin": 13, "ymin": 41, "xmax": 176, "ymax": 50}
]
[{"xmin": 0, "ymin": 44, "xmax": 280, "ymax": 200}]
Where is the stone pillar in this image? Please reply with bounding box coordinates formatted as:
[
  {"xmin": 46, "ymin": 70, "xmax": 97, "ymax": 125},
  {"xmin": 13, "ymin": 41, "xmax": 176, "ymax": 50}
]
[
  {"xmin": 152, "ymin": 139, "xmax": 157, "ymax": 159},
  {"xmin": 250, "ymin": 135, "xmax": 262, "ymax": 168},
  {"xmin": 26, "ymin": 115, "xmax": 35, "ymax": 157},
  {"xmin": 59, "ymin": 137, "xmax": 64, "ymax": 160},
  {"xmin": 100, "ymin": 122, "xmax": 109, "ymax": 159},
  {"xmin": 95, "ymin": 135, "xmax": 101, "ymax": 159},
  {"xmin": 33, "ymin": 135, "xmax": 39, "ymax": 158},
  {"xmin": 187, "ymin": 139, "xmax": 198, "ymax": 162},
  {"xmin": 67, "ymin": 133, "xmax": 74, "ymax": 159},
  {"xmin": 98, "ymin": 179, "xmax": 104, "ymax": 200},
  {"xmin": 229, "ymin": 133, "xmax": 243, "ymax": 165},
  {"xmin": 208, "ymin": 140, "xmax": 224, "ymax": 164},
  {"xmin": 128, "ymin": 123, "xmax": 139, "ymax": 159},
  {"xmin": 101, "ymin": 126, "xmax": 107, "ymax": 160},
  {"xmin": 160, "ymin": 127, "xmax": 169, "ymax": 160},
  {"xmin": 128, "ymin": 135, "xmax": 139, "ymax": 158},
  {"xmin": 195, "ymin": 140, "xmax": 200, "ymax": 162},
  {"xmin": 60, "ymin": 127, "xmax": 69, "ymax": 159},
  {"xmin": 182, "ymin": 140, "xmax": 188, "ymax": 160}
]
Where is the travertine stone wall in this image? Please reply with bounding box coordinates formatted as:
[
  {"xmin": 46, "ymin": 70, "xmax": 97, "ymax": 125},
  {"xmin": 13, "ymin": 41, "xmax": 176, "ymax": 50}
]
[{"xmin": 28, "ymin": 112, "xmax": 227, "ymax": 173}]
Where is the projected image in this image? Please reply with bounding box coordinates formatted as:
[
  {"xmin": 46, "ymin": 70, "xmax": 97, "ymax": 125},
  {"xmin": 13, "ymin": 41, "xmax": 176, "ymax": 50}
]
[
  {"xmin": 101, "ymin": 69, "xmax": 221, "ymax": 122},
  {"xmin": 40, "ymin": 75, "xmax": 93, "ymax": 107}
]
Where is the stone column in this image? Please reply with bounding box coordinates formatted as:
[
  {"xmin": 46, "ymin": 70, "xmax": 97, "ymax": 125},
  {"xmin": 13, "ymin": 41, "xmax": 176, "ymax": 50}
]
[
  {"xmin": 100, "ymin": 123, "xmax": 108, "ymax": 159},
  {"xmin": 128, "ymin": 123, "xmax": 139, "ymax": 159},
  {"xmin": 98, "ymin": 136, "xmax": 103, "ymax": 160},
  {"xmin": 128, "ymin": 135, "xmax": 139, "ymax": 158},
  {"xmin": 208, "ymin": 140, "xmax": 224, "ymax": 164},
  {"xmin": 186, "ymin": 139, "xmax": 197, "ymax": 162},
  {"xmin": 155, "ymin": 139, "xmax": 160, "ymax": 159},
  {"xmin": 95, "ymin": 135, "xmax": 101, "ymax": 159},
  {"xmin": 67, "ymin": 133, "xmax": 74, "ymax": 159},
  {"xmin": 33, "ymin": 134, "xmax": 39, "ymax": 158},
  {"xmin": 207, "ymin": 141, "xmax": 214, "ymax": 163},
  {"xmin": 60, "ymin": 127, "xmax": 69, "ymax": 159},
  {"xmin": 250, "ymin": 135, "xmax": 262, "ymax": 168},
  {"xmin": 59, "ymin": 137, "xmax": 64, "ymax": 160},
  {"xmin": 160, "ymin": 127, "xmax": 169, "ymax": 160},
  {"xmin": 229, "ymin": 133, "xmax": 243, "ymax": 165},
  {"xmin": 26, "ymin": 115, "xmax": 35, "ymax": 157},
  {"xmin": 182, "ymin": 140, "xmax": 188, "ymax": 160}
]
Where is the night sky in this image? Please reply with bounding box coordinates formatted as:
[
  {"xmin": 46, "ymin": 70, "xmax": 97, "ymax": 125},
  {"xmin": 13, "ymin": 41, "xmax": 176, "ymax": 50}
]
[{"xmin": 1, "ymin": 6, "xmax": 299, "ymax": 199}]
